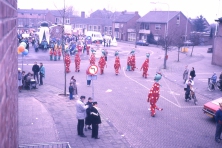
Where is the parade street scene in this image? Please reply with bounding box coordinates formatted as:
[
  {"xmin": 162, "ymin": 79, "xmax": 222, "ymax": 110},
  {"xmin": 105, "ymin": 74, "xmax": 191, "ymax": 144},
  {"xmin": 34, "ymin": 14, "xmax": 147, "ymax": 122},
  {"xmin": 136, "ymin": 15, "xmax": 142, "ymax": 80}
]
[
  {"xmin": 18, "ymin": 40, "xmax": 222, "ymax": 147},
  {"xmin": 1, "ymin": 0, "xmax": 222, "ymax": 148}
]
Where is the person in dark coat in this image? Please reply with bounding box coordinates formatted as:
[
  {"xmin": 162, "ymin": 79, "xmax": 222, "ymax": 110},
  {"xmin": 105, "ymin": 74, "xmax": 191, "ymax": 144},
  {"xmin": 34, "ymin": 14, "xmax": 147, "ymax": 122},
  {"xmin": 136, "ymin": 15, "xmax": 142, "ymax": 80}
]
[
  {"xmin": 85, "ymin": 97, "xmax": 93, "ymax": 131},
  {"xmin": 215, "ymin": 103, "xmax": 222, "ymax": 143},
  {"xmin": 190, "ymin": 67, "xmax": 196, "ymax": 80},
  {"xmin": 90, "ymin": 102, "xmax": 101, "ymax": 139},
  {"xmin": 32, "ymin": 62, "xmax": 40, "ymax": 84}
]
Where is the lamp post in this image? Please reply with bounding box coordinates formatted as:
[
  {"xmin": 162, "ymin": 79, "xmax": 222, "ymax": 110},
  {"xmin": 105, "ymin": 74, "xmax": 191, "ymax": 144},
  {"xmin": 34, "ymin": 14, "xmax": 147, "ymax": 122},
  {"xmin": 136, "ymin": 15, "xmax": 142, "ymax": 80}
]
[{"xmin": 150, "ymin": 2, "xmax": 169, "ymax": 37}]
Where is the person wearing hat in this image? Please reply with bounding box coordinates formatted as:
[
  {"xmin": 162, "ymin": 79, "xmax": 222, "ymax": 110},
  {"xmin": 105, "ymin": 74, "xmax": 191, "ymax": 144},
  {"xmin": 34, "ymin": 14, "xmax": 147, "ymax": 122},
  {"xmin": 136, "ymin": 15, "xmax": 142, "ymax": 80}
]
[
  {"xmin": 90, "ymin": 101, "xmax": 101, "ymax": 139},
  {"xmin": 18, "ymin": 68, "xmax": 23, "ymax": 92},
  {"xmin": 147, "ymin": 72, "xmax": 163, "ymax": 117},
  {"xmin": 98, "ymin": 49, "xmax": 107, "ymax": 75},
  {"xmin": 76, "ymin": 96, "xmax": 88, "ymax": 137},
  {"xmin": 140, "ymin": 53, "xmax": 150, "ymax": 78},
  {"xmin": 85, "ymin": 97, "xmax": 93, "ymax": 131},
  {"xmin": 126, "ymin": 54, "xmax": 132, "ymax": 71},
  {"xmin": 74, "ymin": 49, "xmax": 81, "ymax": 72},
  {"xmin": 89, "ymin": 49, "xmax": 96, "ymax": 65},
  {"xmin": 215, "ymin": 103, "xmax": 222, "ymax": 143},
  {"xmin": 114, "ymin": 51, "xmax": 121, "ymax": 75},
  {"xmin": 130, "ymin": 49, "xmax": 136, "ymax": 71}
]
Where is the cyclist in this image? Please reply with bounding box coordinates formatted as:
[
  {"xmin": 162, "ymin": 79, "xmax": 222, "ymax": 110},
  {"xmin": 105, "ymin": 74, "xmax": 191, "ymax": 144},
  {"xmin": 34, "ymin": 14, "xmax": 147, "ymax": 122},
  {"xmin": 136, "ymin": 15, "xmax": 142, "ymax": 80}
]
[
  {"xmin": 211, "ymin": 72, "xmax": 217, "ymax": 89},
  {"xmin": 185, "ymin": 76, "xmax": 194, "ymax": 101}
]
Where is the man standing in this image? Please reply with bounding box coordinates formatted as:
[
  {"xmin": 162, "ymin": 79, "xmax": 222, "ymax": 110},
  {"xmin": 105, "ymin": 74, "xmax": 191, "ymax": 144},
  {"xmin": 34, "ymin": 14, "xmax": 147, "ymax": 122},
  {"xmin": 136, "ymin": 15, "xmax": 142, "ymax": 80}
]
[
  {"xmin": 114, "ymin": 51, "xmax": 121, "ymax": 75},
  {"xmin": 98, "ymin": 50, "xmax": 107, "ymax": 75},
  {"xmin": 76, "ymin": 96, "xmax": 88, "ymax": 137},
  {"xmin": 18, "ymin": 68, "xmax": 22, "ymax": 92},
  {"xmin": 215, "ymin": 103, "xmax": 222, "ymax": 143},
  {"xmin": 147, "ymin": 72, "xmax": 163, "ymax": 117},
  {"xmin": 39, "ymin": 63, "xmax": 45, "ymax": 85},
  {"xmin": 140, "ymin": 53, "xmax": 150, "ymax": 78},
  {"xmin": 183, "ymin": 65, "xmax": 189, "ymax": 84},
  {"xmin": 32, "ymin": 62, "xmax": 40, "ymax": 84},
  {"xmin": 90, "ymin": 102, "xmax": 101, "ymax": 139}
]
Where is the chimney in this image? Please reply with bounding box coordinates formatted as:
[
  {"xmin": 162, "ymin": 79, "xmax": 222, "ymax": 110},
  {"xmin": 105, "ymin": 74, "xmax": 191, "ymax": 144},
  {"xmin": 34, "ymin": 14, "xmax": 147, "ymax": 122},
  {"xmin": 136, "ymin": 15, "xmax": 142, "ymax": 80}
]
[
  {"xmin": 135, "ymin": 11, "xmax": 138, "ymax": 15},
  {"xmin": 81, "ymin": 11, "xmax": 85, "ymax": 18}
]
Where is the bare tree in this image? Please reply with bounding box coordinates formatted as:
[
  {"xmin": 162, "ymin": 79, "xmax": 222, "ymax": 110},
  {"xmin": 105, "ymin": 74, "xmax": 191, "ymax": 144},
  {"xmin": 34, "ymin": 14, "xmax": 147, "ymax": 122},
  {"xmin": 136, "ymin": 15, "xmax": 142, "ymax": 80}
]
[
  {"xmin": 172, "ymin": 31, "xmax": 184, "ymax": 62},
  {"xmin": 190, "ymin": 33, "xmax": 201, "ymax": 57},
  {"xmin": 158, "ymin": 34, "xmax": 174, "ymax": 69}
]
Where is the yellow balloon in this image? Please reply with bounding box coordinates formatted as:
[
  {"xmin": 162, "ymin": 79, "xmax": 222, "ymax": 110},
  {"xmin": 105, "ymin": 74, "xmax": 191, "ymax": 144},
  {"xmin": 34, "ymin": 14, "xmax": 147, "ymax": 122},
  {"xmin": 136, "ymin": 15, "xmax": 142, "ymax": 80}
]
[{"xmin": 17, "ymin": 49, "xmax": 21, "ymax": 54}]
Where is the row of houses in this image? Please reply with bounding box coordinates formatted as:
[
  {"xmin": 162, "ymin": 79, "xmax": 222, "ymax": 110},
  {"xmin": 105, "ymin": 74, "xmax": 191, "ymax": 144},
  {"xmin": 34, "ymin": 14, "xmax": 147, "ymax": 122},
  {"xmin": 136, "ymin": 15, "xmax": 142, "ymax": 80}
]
[{"xmin": 17, "ymin": 8, "xmax": 210, "ymax": 42}]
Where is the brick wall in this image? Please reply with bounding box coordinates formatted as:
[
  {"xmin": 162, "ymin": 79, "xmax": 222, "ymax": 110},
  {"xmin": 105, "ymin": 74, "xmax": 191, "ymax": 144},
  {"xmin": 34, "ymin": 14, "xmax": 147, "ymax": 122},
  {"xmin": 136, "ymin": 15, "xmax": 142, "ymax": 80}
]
[
  {"xmin": 212, "ymin": 22, "xmax": 222, "ymax": 66},
  {"xmin": 0, "ymin": 0, "xmax": 18, "ymax": 147}
]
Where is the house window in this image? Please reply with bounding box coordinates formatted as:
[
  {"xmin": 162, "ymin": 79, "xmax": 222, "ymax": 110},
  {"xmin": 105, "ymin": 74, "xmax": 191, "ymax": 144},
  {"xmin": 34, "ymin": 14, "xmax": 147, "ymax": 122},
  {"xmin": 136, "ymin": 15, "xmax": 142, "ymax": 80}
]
[
  {"xmin": 155, "ymin": 24, "xmax": 161, "ymax": 30},
  {"xmin": 65, "ymin": 18, "xmax": 70, "ymax": 24},
  {"xmin": 109, "ymin": 27, "xmax": 112, "ymax": 31},
  {"xmin": 128, "ymin": 33, "xmax": 136, "ymax": 42},
  {"xmin": 89, "ymin": 25, "xmax": 92, "ymax": 31},
  {"xmin": 94, "ymin": 26, "xmax": 97, "ymax": 31},
  {"xmin": 55, "ymin": 18, "xmax": 59, "ymax": 23},
  {"xmin": 80, "ymin": 25, "xmax": 82, "ymax": 28},
  {"xmin": 104, "ymin": 27, "xmax": 107, "ymax": 31},
  {"xmin": 21, "ymin": 13, "xmax": 24, "ymax": 15},
  {"xmin": 30, "ymin": 13, "xmax": 32, "ymax": 15},
  {"xmin": 75, "ymin": 24, "xmax": 79, "ymax": 28},
  {"xmin": 98, "ymin": 26, "xmax": 101, "ymax": 32},
  {"xmin": 177, "ymin": 15, "xmax": 180, "ymax": 25},
  {"xmin": 115, "ymin": 23, "xmax": 119, "ymax": 28}
]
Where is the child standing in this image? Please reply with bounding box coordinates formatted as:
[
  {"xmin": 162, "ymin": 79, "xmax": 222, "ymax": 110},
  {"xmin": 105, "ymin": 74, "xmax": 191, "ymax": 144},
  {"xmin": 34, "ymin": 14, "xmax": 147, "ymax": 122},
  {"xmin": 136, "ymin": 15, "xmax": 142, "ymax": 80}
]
[{"xmin": 69, "ymin": 83, "xmax": 74, "ymax": 100}]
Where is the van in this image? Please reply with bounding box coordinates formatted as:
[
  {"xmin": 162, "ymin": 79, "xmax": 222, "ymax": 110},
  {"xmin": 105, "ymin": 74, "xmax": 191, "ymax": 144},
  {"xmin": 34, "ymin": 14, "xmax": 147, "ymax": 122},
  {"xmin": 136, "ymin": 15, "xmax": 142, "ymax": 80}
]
[{"xmin": 85, "ymin": 31, "xmax": 103, "ymax": 43}]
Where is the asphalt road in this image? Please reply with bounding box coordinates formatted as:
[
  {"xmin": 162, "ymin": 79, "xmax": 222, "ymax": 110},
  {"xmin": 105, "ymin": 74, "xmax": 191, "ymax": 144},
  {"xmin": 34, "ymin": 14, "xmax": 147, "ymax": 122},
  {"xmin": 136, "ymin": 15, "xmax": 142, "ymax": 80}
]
[{"xmin": 18, "ymin": 42, "xmax": 222, "ymax": 148}]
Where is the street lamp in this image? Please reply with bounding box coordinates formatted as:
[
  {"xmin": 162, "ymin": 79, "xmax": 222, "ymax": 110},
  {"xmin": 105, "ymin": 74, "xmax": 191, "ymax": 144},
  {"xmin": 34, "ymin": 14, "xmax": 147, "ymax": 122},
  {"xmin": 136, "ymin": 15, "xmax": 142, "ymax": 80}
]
[{"xmin": 150, "ymin": 2, "xmax": 169, "ymax": 37}]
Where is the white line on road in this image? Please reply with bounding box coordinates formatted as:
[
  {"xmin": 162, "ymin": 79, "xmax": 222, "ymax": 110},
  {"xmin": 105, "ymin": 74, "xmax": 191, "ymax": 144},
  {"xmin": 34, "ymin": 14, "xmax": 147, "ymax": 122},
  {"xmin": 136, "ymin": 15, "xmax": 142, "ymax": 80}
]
[{"xmin": 123, "ymin": 67, "xmax": 181, "ymax": 108}]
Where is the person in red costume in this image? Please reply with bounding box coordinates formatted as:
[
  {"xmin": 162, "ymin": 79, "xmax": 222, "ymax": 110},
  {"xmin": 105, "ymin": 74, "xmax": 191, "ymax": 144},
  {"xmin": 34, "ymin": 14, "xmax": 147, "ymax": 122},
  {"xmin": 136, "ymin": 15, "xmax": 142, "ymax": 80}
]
[
  {"xmin": 57, "ymin": 47, "xmax": 62, "ymax": 61},
  {"xmin": 98, "ymin": 50, "xmax": 107, "ymax": 75},
  {"xmin": 65, "ymin": 52, "xmax": 71, "ymax": 73},
  {"xmin": 140, "ymin": 53, "xmax": 150, "ymax": 78},
  {"xmin": 89, "ymin": 49, "xmax": 96, "ymax": 65},
  {"xmin": 126, "ymin": 54, "xmax": 131, "ymax": 71},
  {"xmin": 130, "ymin": 50, "xmax": 136, "ymax": 71},
  {"xmin": 147, "ymin": 72, "xmax": 163, "ymax": 117},
  {"xmin": 74, "ymin": 49, "xmax": 81, "ymax": 72},
  {"xmin": 49, "ymin": 48, "xmax": 53, "ymax": 61},
  {"xmin": 114, "ymin": 51, "xmax": 121, "ymax": 75}
]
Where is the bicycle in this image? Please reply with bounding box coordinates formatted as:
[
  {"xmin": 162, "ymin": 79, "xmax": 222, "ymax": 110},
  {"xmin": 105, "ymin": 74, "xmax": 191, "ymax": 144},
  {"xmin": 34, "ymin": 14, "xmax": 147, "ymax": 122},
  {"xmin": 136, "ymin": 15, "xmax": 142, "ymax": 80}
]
[
  {"xmin": 208, "ymin": 78, "xmax": 221, "ymax": 91},
  {"xmin": 184, "ymin": 87, "xmax": 198, "ymax": 105}
]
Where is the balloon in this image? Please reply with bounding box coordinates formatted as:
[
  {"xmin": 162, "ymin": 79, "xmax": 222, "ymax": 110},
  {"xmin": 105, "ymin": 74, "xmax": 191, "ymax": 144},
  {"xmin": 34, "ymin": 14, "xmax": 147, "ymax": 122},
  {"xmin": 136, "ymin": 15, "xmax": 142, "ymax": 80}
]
[
  {"xmin": 20, "ymin": 42, "xmax": 27, "ymax": 48},
  {"xmin": 18, "ymin": 45, "xmax": 25, "ymax": 52},
  {"xmin": 22, "ymin": 49, "xmax": 29, "ymax": 55},
  {"xmin": 17, "ymin": 49, "xmax": 21, "ymax": 54}
]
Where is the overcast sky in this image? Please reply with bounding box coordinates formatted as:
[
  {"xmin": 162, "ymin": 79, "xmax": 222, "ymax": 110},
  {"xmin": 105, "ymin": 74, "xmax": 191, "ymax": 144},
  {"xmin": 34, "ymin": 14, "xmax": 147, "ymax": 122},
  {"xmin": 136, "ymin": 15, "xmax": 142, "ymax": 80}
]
[{"xmin": 18, "ymin": 0, "xmax": 222, "ymax": 24}]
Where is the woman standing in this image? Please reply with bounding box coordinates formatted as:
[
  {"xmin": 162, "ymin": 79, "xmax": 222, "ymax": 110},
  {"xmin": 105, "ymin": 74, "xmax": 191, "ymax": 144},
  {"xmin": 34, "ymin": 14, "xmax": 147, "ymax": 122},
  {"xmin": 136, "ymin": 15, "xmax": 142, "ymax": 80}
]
[
  {"xmin": 190, "ymin": 67, "xmax": 196, "ymax": 80},
  {"xmin": 39, "ymin": 63, "xmax": 45, "ymax": 85}
]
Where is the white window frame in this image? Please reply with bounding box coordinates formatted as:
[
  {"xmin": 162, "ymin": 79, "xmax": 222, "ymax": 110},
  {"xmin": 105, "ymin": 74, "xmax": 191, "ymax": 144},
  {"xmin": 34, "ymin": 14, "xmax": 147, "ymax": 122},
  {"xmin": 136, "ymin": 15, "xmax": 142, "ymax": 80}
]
[
  {"xmin": 155, "ymin": 24, "xmax": 161, "ymax": 30},
  {"xmin": 115, "ymin": 23, "xmax": 119, "ymax": 28},
  {"xmin": 177, "ymin": 15, "xmax": 180, "ymax": 25},
  {"xmin": 65, "ymin": 18, "xmax": 70, "ymax": 24},
  {"xmin": 128, "ymin": 33, "xmax": 136, "ymax": 42}
]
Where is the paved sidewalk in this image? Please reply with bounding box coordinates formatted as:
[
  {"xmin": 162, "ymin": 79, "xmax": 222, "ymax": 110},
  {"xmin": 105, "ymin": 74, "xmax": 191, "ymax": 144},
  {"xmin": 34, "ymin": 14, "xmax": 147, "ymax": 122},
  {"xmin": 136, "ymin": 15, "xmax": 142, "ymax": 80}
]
[{"xmin": 18, "ymin": 84, "xmax": 131, "ymax": 148}]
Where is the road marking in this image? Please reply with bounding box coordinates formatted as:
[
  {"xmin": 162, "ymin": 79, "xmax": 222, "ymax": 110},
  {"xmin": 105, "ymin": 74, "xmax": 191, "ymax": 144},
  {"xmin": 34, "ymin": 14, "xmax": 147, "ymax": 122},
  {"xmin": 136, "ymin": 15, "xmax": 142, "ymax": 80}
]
[
  {"xmin": 106, "ymin": 89, "xmax": 112, "ymax": 93},
  {"xmin": 123, "ymin": 67, "xmax": 181, "ymax": 108}
]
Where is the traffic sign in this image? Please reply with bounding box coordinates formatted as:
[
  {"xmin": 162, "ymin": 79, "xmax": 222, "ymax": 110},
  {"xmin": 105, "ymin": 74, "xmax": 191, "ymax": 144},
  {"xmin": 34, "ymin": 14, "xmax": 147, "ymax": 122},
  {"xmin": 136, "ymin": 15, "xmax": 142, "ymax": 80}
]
[{"xmin": 88, "ymin": 65, "xmax": 98, "ymax": 75}]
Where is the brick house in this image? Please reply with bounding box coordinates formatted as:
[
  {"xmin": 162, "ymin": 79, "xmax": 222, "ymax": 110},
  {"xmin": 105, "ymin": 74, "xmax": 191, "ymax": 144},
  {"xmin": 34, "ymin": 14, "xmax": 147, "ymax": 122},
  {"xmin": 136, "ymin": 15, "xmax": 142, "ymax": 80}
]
[
  {"xmin": 113, "ymin": 11, "xmax": 141, "ymax": 41},
  {"xmin": 212, "ymin": 17, "xmax": 222, "ymax": 66},
  {"xmin": 17, "ymin": 8, "xmax": 48, "ymax": 29},
  {"xmin": 136, "ymin": 11, "xmax": 193, "ymax": 42},
  {"xmin": 71, "ymin": 12, "xmax": 113, "ymax": 36}
]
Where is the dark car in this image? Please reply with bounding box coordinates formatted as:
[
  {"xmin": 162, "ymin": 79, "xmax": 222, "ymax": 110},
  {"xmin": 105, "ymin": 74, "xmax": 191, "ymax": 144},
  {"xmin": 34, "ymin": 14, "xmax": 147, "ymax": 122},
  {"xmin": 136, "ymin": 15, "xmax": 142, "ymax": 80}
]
[{"xmin": 136, "ymin": 40, "xmax": 149, "ymax": 46}]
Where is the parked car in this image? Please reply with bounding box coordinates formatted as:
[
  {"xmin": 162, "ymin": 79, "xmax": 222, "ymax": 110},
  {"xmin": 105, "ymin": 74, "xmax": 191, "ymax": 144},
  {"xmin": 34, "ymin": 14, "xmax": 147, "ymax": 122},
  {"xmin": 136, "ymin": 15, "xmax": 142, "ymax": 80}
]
[
  {"xmin": 202, "ymin": 97, "xmax": 222, "ymax": 118},
  {"xmin": 136, "ymin": 40, "xmax": 149, "ymax": 46},
  {"xmin": 184, "ymin": 40, "xmax": 193, "ymax": 46}
]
